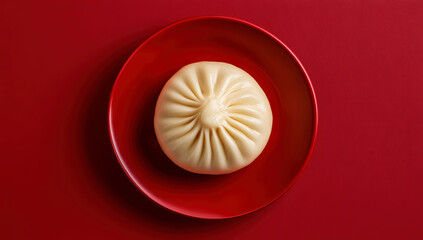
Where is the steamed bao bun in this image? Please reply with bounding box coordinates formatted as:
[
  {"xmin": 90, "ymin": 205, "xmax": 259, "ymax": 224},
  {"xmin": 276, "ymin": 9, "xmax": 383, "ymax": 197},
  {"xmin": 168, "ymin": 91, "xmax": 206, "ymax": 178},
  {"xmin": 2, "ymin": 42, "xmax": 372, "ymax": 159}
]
[{"xmin": 154, "ymin": 62, "xmax": 273, "ymax": 175}]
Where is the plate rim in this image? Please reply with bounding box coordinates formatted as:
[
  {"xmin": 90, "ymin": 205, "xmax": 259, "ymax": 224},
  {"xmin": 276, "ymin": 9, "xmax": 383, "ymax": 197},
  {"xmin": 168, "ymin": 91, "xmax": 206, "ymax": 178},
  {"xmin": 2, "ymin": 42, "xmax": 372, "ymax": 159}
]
[{"xmin": 108, "ymin": 15, "xmax": 318, "ymax": 219}]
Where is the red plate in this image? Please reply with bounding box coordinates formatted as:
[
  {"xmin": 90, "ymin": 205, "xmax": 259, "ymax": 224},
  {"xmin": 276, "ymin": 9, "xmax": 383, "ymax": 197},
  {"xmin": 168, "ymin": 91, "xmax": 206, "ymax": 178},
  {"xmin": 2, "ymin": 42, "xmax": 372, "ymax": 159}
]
[{"xmin": 109, "ymin": 16, "xmax": 318, "ymax": 219}]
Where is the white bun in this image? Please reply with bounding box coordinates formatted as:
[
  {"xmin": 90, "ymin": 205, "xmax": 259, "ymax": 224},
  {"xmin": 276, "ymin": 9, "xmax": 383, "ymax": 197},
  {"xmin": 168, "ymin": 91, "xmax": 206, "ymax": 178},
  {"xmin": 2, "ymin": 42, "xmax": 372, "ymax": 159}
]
[{"xmin": 154, "ymin": 61, "xmax": 273, "ymax": 174}]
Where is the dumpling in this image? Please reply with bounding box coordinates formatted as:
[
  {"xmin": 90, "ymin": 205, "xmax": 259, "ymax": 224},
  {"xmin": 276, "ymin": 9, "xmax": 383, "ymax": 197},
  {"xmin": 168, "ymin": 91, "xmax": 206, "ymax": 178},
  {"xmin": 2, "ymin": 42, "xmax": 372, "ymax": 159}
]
[{"xmin": 154, "ymin": 61, "xmax": 273, "ymax": 175}]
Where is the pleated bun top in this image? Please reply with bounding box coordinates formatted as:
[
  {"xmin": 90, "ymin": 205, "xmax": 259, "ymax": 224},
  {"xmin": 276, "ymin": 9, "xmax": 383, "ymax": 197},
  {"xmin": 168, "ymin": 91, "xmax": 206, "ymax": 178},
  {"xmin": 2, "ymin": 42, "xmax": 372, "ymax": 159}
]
[{"xmin": 154, "ymin": 62, "xmax": 273, "ymax": 175}]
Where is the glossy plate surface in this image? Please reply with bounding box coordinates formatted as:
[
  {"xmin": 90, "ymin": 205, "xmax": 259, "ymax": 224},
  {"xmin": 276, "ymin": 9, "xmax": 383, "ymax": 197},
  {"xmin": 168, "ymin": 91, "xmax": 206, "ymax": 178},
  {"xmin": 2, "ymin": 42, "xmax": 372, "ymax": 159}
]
[{"xmin": 109, "ymin": 16, "xmax": 318, "ymax": 219}]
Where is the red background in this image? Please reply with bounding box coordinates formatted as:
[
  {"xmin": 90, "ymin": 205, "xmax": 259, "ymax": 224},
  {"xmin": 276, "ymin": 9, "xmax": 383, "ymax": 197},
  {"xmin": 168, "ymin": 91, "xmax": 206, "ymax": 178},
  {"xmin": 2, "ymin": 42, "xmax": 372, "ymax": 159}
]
[{"xmin": 1, "ymin": 0, "xmax": 422, "ymax": 239}]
